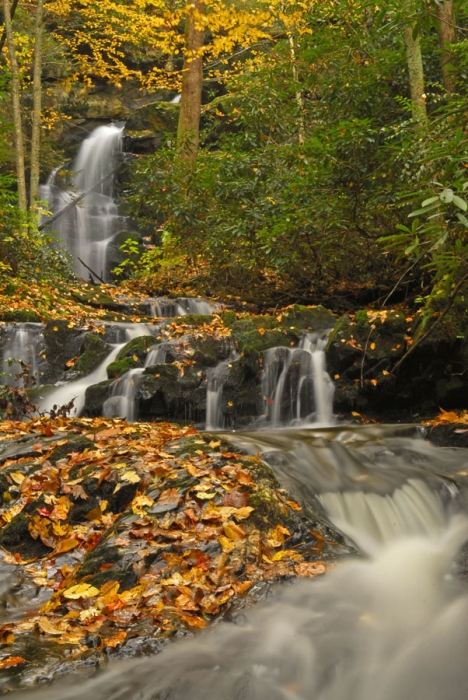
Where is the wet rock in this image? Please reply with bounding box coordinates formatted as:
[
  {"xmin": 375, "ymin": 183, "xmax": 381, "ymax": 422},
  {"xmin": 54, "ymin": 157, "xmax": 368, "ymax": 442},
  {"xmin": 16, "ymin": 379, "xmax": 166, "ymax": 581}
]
[
  {"xmin": 107, "ymin": 335, "xmax": 159, "ymax": 378},
  {"xmin": 65, "ymin": 333, "xmax": 111, "ymax": 381},
  {"xmin": 42, "ymin": 321, "xmax": 84, "ymax": 384}
]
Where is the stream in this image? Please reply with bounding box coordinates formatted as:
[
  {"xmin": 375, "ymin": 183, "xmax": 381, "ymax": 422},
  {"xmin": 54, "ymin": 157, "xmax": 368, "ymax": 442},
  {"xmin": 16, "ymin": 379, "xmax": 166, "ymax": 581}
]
[
  {"xmin": 0, "ymin": 425, "xmax": 466, "ymax": 699},
  {"xmin": 1, "ymin": 124, "xmax": 468, "ymax": 697}
]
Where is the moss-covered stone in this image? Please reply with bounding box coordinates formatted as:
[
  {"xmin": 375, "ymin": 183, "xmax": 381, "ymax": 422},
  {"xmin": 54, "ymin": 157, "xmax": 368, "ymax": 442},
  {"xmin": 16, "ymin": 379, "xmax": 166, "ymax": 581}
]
[
  {"xmin": 49, "ymin": 435, "xmax": 96, "ymax": 465},
  {"xmin": 231, "ymin": 315, "xmax": 279, "ymax": 334},
  {"xmin": 66, "ymin": 333, "xmax": 111, "ymax": 379},
  {"xmin": 84, "ymin": 380, "xmax": 113, "ymax": 416},
  {"xmin": 176, "ymin": 314, "xmax": 213, "ymax": 326},
  {"xmin": 0, "ymin": 310, "xmax": 42, "ymax": 323},
  {"xmin": 0, "ymin": 512, "xmax": 50, "ymax": 559},
  {"xmin": 116, "ymin": 336, "xmax": 159, "ymax": 362},
  {"xmin": 125, "ymin": 101, "xmax": 179, "ymax": 134},
  {"xmin": 280, "ymin": 305, "xmax": 336, "ymax": 331}
]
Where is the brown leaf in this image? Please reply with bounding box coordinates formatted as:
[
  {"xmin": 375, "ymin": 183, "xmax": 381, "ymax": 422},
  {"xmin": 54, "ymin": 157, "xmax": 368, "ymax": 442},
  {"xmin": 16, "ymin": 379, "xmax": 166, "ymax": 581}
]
[{"xmin": 223, "ymin": 490, "xmax": 249, "ymax": 508}]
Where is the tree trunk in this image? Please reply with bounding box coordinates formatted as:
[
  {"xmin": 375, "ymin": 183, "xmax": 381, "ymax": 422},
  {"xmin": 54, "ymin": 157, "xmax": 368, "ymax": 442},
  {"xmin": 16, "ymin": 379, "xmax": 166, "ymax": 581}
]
[
  {"xmin": 177, "ymin": 0, "xmax": 205, "ymax": 162},
  {"xmin": 288, "ymin": 34, "xmax": 305, "ymax": 146},
  {"xmin": 29, "ymin": 0, "xmax": 44, "ymax": 212},
  {"xmin": 436, "ymin": 0, "xmax": 457, "ymax": 93},
  {"xmin": 0, "ymin": 0, "xmax": 19, "ymax": 54},
  {"xmin": 401, "ymin": 0, "xmax": 427, "ymax": 121},
  {"xmin": 2, "ymin": 0, "xmax": 27, "ymax": 211}
]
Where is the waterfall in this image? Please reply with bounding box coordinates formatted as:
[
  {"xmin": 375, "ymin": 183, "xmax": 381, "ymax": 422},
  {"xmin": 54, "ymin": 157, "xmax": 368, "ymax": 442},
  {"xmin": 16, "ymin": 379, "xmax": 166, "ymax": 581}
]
[
  {"xmin": 262, "ymin": 333, "xmax": 334, "ymax": 426},
  {"xmin": 39, "ymin": 324, "xmax": 151, "ymax": 416},
  {"xmin": 40, "ymin": 124, "xmax": 125, "ymax": 280},
  {"xmin": 1, "ymin": 324, "xmax": 43, "ymax": 388},
  {"xmin": 103, "ymin": 340, "xmax": 170, "ymax": 422},
  {"xmin": 103, "ymin": 368, "xmax": 144, "ymax": 422},
  {"xmin": 146, "ymin": 297, "xmax": 219, "ymax": 318}
]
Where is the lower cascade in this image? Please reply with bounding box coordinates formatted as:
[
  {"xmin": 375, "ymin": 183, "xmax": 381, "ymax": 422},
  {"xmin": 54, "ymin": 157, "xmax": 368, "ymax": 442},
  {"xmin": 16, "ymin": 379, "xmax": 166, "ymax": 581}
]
[
  {"xmin": 7, "ymin": 427, "xmax": 468, "ymax": 700},
  {"xmin": 262, "ymin": 333, "xmax": 335, "ymax": 426},
  {"xmin": 1, "ymin": 323, "xmax": 44, "ymax": 388}
]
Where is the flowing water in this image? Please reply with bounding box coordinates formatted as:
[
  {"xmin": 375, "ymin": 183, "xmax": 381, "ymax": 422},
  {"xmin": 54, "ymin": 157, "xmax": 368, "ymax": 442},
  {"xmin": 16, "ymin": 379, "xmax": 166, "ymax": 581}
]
[
  {"xmin": 3, "ymin": 425, "xmax": 468, "ymax": 699},
  {"xmin": 103, "ymin": 338, "xmax": 171, "ymax": 422},
  {"xmin": 39, "ymin": 324, "xmax": 152, "ymax": 416},
  {"xmin": 262, "ymin": 334, "xmax": 334, "ymax": 426},
  {"xmin": 145, "ymin": 298, "xmax": 219, "ymax": 318},
  {"xmin": 40, "ymin": 125, "xmax": 126, "ymax": 280},
  {"xmin": 1, "ymin": 324, "xmax": 44, "ymax": 388},
  {"xmin": 206, "ymin": 352, "xmax": 239, "ymax": 430}
]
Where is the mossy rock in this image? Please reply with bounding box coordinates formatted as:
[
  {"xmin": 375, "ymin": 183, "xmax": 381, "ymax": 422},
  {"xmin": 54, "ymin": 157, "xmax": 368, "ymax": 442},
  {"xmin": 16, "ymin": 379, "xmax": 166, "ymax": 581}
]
[
  {"xmin": 0, "ymin": 512, "xmax": 50, "ymax": 559},
  {"xmin": 190, "ymin": 335, "xmax": 231, "ymax": 367},
  {"xmin": 176, "ymin": 314, "xmax": 213, "ymax": 326},
  {"xmin": 126, "ymin": 102, "xmax": 179, "ymax": 133},
  {"xmin": 0, "ymin": 310, "xmax": 42, "ymax": 323},
  {"xmin": 83, "ymin": 380, "xmax": 113, "ymax": 416},
  {"xmin": 236, "ymin": 328, "xmax": 300, "ymax": 374},
  {"xmin": 66, "ymin": 333, "xmax": 111, "ymax": 379},
  {"xmin": 43, "ymin": 320, "xmax": 84, "ymax": 384},
  {"xmin": 71, "ymin": 289, "xmax": 130, "ymax": 312},
  {"xmin": 231, "ymin": 315, "xmax": 279, "ymax": 335},
  {"xmin": 49, "ymin": 435, "xmax": 96, "ymax": 465},
  {"xmin": 116, "ymin": 335, "xmax": 159, "ymax": 362},
  {"xmin": 220, "ymin": 310, "xmax": 237, "ymax": 328},
  {"xmin": 280, "ymin": 305, "xmax": 336, "ymax": 331}
]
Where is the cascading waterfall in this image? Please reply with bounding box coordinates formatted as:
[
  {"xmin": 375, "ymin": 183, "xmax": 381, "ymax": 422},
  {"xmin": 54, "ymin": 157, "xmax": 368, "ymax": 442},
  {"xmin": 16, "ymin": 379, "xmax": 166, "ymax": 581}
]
[
  {"xmin": 145, "ymin": 297, "xmax": 219, "ymax": 318},
  {"xmin": 103, "ymin": 340, "xmax": 170, "ymax": 422},
  {"xmin": 40, "ymin": 124, "xmax": 126, "ymax": 280},
  {"xmin": 39, "ymin": 324, "xmax": 151, "ymax": 416},
  {"xmin": 1, "ymin": 324, "xmax": 43, "ymax": 387},
  {"xmin": 206, "ymin": 352, "xmax": 239, "ymax": 430},
  {"xmin": 262, "ymin": 333, "xmax": 334, "ymax": 426},
  {"xmin": 8, "ymin": 427, "xmax": 468, "ymax": 700}
]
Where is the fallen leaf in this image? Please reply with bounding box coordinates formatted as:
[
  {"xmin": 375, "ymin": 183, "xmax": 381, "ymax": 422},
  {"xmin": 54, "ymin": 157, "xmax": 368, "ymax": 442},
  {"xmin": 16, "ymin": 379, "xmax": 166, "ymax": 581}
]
[
  {"xmin": 0, "ymin": 656, "xmax": 25, "ymax": 669},
  {"xmin": 63, "ymin": 583, "xmax": 100, "ymax": 600}
]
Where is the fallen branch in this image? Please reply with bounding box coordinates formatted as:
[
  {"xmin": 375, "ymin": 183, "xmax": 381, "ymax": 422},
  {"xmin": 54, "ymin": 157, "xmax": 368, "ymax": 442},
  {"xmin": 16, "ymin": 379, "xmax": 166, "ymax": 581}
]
[
  {"xmin": 38, "ymin": 165, "xmax": 120, "ymax": 232},
  {"xmin": 77, "ymin": 257, "xmax": 108, "ymax": 285}
]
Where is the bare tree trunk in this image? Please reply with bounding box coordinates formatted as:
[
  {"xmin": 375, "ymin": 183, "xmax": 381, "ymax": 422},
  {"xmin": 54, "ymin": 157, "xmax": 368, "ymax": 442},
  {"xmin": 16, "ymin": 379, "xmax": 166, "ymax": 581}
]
[
  {"xmin": 177, "ymin": 0, "xmax": 205, "ymax": 162},
  {"xmin": 2, "ymin": 0, "xmax": 27, "ymax": 211},
  {"xmin": 401, "ymin": 0, "xmax": 427, "ymax": 121},
  {"xmin": 435, "ymin": 0, "xmax": 457, "ymax": 93},
  {"xmin": 288, "ymin": 34, "xmax": 305, "ymax": 146},
  {"xmin": 0, "ymin": 0, "xmax": 19, "ymax": 54},
  {"xmin": 29, "ymin": 0, "xmax": 44, "ymax": 212}
]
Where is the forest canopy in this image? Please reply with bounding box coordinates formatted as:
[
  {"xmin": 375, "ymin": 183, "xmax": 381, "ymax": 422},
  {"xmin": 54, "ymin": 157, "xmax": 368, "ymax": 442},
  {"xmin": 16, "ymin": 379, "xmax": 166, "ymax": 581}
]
[{"xmin": 0, "ymin": 0, "xmax": 467, "ymax": 308}]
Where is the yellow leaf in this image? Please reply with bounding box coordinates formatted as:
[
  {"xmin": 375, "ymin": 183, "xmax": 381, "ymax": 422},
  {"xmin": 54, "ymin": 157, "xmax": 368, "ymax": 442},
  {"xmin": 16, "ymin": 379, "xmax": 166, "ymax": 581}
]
[
  {"xmin": 218, "ymin": 535, "xmax": 236, "ymax": 553},
  {"xmin": 63, "ymin": 583, "xmax": 100, "ymax": 600},
  {"xmin": 271, "ymin": 550, "xmax": 302, "ymax": 562},
  {"xmin": 121, "ymin": 470, "xmax": 140, "ymax": 484},
  {"xmin": 9, "ymin": 471, "xmax": 25, "ymax": 485},
  {"xmin": 209, "ymin": 440, "xmax": 221, "ymax": 449},
  {"xmin": 196, "ymin": 491, "xmax": 216, "ymax": 499},
  {"xmin": 233, "ymin": 506, "xmax": 254, "ymax": 521},
  {"xmin": 51, "ymin": 538, "xmax": 79, "ymax": 556},
  {"xmin": 223, "ymin": 521, "xmax": 246, "ymax": 540},
  {"xmin": 38, "ymin": 618, "xmax": 65, "ymax": 635},
  {"xmin": 370, "ymin": 342, "xmax": 376, "ymax": 350}
]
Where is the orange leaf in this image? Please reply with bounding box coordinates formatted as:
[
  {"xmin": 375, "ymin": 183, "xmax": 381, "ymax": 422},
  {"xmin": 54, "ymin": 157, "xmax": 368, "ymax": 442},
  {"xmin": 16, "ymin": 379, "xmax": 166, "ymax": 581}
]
[{"xmin": 0, "ymin": 656, "xmax": 25, "ymax": 669}]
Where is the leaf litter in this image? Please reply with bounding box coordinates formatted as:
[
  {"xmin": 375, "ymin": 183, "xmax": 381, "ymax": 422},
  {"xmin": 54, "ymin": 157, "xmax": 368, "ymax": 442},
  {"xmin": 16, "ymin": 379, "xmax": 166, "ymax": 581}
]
[{"xmin": 0, "ymin": 417, "xmax": 327, "ymax": 675}]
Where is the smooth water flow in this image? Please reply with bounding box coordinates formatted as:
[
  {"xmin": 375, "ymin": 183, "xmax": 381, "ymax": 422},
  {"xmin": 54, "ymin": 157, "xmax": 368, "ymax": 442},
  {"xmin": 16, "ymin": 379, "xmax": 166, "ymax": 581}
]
[
  {"xmin": 39, "ymin": 324, "xmax": 151, "ymax": 416},
  {"xmin": 262, "ymin": 333, "xmax": 334, "ymax": 425},
  {"xmin": 1, "ymin": 324, "xmax": 43, "ymax": 387},
  {"xmin": 40, "ymin": 125, "xmax": 125, "ymax": 280},
  {"xmin": 206, "ymin": 353, "xmax": 238, "ymax": 430},
  {"xmin": 103, "ymin": 339, "xmax": 171, "ymax": 422},
  {"xmin": 8, "ymin": 429, "xmax": 468, "ymax": 700},
  {"xmin": 146, "ymin": 298, "xmax": 219, "ymax": 318}
]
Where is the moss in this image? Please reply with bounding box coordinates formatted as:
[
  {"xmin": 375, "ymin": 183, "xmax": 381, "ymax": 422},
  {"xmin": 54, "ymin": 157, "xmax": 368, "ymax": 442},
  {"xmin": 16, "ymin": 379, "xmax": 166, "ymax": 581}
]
[
  {"xmin": 49, "ymin": 435, "xmax": 96, "ymax": 465},
  {"xmin": 231, "ymin": 315, "xmax": 279, "ymax": 334},
  {"xmin": 0, "ymin": 309, "xmax": 42, "ymax": 323},
  {"xmin": 107, "ymin": 357, "xmax": 137, "ymax": 378},
  {"xmin": 116, "ymin": 335, "xmax": 158, "ymax": 361},
  {"xmin": 355, "ymin": 310, "xmax": 369, "ymax": 328},
  {"xmin": 220, "ymin": 311, "xmax": 237, "ymax": 328},
  {"xmin": 0, "ymin": 512, "xmax": 50, "ymax": 558},
  {"xmin": 176, "ymin": 314, "xmax": 213, "ymax": 326},
  {"xmin": 69, "ymin": 333, "xmax": 111, "ymax": 378},
  {"xmin": 125, "ymin": 101, "xmax": 179, "ymax": 133},
  {"xmin": 280, "ymin": 305, "xmax": 336, "ymax": 331},
  {"xmin": 190, "ymin": 335, "xmax": 227, "ymax": 367}
]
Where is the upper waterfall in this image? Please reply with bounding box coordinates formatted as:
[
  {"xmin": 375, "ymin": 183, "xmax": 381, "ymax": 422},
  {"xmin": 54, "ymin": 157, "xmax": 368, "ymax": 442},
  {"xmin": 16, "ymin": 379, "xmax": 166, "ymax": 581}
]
[{"xmin": 40, "ymin": 124, "xmax": 125, "ymax": 281}]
